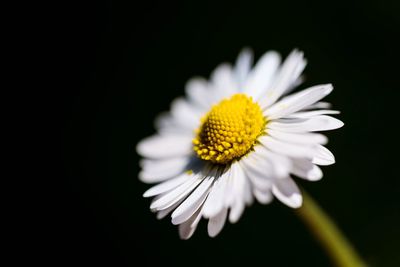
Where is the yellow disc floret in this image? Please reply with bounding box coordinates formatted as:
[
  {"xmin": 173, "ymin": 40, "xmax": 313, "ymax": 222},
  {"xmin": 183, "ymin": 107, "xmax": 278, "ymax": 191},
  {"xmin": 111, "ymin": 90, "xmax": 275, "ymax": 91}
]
[{"xmin": 193, "ymin": 94, "xmax": 266, "ymax": 164}]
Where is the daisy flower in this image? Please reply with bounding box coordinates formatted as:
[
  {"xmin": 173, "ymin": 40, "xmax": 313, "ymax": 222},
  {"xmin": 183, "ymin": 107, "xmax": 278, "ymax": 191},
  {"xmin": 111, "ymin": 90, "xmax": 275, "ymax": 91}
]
[{"xmin": 136, "ymin": 48, "xmax": 344, "ymax": 239}]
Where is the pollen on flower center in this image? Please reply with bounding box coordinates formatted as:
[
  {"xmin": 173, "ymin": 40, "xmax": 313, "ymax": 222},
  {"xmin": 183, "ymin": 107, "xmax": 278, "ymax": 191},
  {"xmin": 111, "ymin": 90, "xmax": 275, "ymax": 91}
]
[{"xmin": 193, "ymin": 93, "xmax": 266, "ymax": 164}]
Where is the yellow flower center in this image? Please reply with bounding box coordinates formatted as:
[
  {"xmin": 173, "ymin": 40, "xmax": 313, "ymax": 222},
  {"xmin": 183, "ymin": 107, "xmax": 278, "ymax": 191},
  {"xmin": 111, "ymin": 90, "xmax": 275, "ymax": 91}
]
[{"xmin": 193, "ymin": 93, "xmax": 266, "ymax": 164}]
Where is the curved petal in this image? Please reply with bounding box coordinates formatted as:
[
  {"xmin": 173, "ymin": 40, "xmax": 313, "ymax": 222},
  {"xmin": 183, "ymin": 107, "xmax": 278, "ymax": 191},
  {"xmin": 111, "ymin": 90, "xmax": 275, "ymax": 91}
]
[
  {"xmin": 259, "ymin": 49, "xmax": 307, "ymax": 108},
  {"xmin": 154, "ymin": 112, "xmax": 193, "ymax": 134},
  {"xmin": 254, "ymin": 189, "xmax": 273, "ymax": 204},
  {"xmin": 228, "ymin": 163, "xmax": 247, "ymax": 223},
  {"xmin": 291, "ymin": 158, "xmax": 323, "ymax": 181},
  {"xmin": 178, "ymin": 206, "xmax": 203, "ymax": 240},
  {"xmin": 185, "ymin": 77, "xmax": 212, "ymax": 109},
  {"xmin": 253, "ymin": 145, "xmax": 292, "ymax": 178},
  {"xmin": 171, "ymin": 176, "xmax": 214, "ymax": 225},
  {"xmin": 202, "ymin": 168, "xmax": 230, "ymax": 219},
  {"xmin": 208, "ymin": 208, "xmax": 228, "ymax": 238},
  {"xmin": 240, "ymin": 155, "xmax": 273, "ymax": 191},
  {"xmin": 259, "ymin": 135, "xmax": 316, "ymax": 159},
  {"xmin": 302, "ymin": 101, "xmax": 332, "ymax": 110},
  {"xmin": 244, "ymin": 51, "xmax": 281, "ymax": 100},
  {"xmin": 312, "ymin": 145, "xmax": 335, "ymax": 166},
  {"xmin": 264, "ymin": 84, "xmax": 333, "ymax": 119},
  {"xmin": 267, "ymin": 115, "xmax": 344, "ymax": 132},
  {"xmin": 170, "ymin": 97, "xmax": 202, "ymax": 130},
  {"xmin": 139, "ymin": 157, "xmax": 191, "ymax": 183},
  {"xmin": 210, "ymin": 63, "xmax": 238, "ymax": 99},
  {"xmin": 136, "ymin": 134, "xmax": 193, "ymax": 158},
  {"xmin": 150, "ymin": 174, "xmax": 202, "ymax": 211},
  {"xmin": 156, "ymin": 198, "xmax": 184, "ymax": 219},
  {"xmin": 272, "ymin": 177, "xmax": 302, "ymax": 208},
  {"xmin": 234, "ymin": 47, "xmax": 253, "ymax": 87},
  {"xmin": 143, "ymin": 172, "xmax": 191, "ymax": 197},
  {"xmin": 288, "ymin": 110, "xmax": 340, "ymax": 119},
  {"xmin": 267, "ymin": 128, "xmax": 328, "ymax": 145},
  {"xmin": 243, "ymin": 176, "xmax": 254, "ymax": 205}
]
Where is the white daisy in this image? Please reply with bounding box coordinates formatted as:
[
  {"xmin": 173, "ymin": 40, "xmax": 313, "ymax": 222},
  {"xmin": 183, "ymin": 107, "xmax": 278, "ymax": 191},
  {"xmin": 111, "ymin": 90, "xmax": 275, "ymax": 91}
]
[{"xmin": 137, "ymin": 48, "xmax": 344, "ymax": 239}]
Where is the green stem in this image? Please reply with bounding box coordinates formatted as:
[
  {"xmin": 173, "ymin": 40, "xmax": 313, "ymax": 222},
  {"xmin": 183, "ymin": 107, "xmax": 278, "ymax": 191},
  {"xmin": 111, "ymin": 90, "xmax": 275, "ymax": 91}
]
[{"xmin": 295, "ymin": 190, "xmax": 367, "ymax": 267}]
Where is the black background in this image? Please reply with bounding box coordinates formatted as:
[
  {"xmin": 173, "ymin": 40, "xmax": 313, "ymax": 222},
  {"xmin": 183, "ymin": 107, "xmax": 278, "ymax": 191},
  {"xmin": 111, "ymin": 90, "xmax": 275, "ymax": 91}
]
[{"xmin": 45, "ymin": 0, "xmax": 400, "ymax": 266}]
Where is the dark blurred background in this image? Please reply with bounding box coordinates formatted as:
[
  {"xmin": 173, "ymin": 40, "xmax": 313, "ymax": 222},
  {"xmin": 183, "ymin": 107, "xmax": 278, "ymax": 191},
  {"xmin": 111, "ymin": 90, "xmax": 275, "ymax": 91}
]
[{"xmin": 50, "ymin": 0, "xmax": 400, "ymax": 266}]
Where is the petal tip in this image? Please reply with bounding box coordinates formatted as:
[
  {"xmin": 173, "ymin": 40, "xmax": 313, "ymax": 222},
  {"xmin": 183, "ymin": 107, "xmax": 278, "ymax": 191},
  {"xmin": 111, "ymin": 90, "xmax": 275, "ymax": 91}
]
[
  {"xmin": 324, "ymin": 84, "xmax": 334, "ymax": 95},
  {"xmin": 171, "ymin": 216, "xmax": 180, "ymax": 226}
]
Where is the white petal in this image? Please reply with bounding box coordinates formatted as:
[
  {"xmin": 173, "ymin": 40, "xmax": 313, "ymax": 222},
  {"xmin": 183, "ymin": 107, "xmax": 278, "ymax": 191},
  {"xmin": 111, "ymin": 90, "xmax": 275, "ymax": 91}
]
[
  {"xmin": 136, "ymin": 134, "xmax": 192, "ymax": 158},
  {"xmin": 234, "ymin": 48, "xmax": 253, "ymax": 87},
  {"xmin": 259, "ymin": 135, "xmax": 316, "ymax": 159},
  {"xmin": 143, "ymin": 172, "xmax": 191, "ymax": 197},
  {"xmin": 288, "ymin": 110, "xmax": 340, "ymax": 119},
  {"xmin": 139, "ymin": 157, "xmax": 191, "ymax": 183},
  {"xmin": 229, "ymin": 199, "xmax": 245, "ymax": 224},
  {"xmin": 171, "ymin": 176, "xmax": 214, "ymax": 225},
  {"xmin": 156, "ymin": 199, "xmax": 184, "ymax": 219},
  {"xmin": 290, "ymin": 53, "xmax": 307, "ymax": 86},
  {"xmin": 291, "ymin": 158, "xmax": 323, "ymax": 181},
  {"xmin": 207, "ymin": 208, "xmax": 228, "ymax": 238},
  {"xmin": 243, "ymin": 177, "xmax": 254, "ymax": 205},
  {"xmin": 240, "ymin": 155, "xmax": 273, "ymax": 191},
  {"xmin": 223, "ymin": 162, "xmax": 242, "ymax": 207},
  {"xmin": 303, "ymin": 101, "xmax": 332, "ymax": 110},
  {"xmin": 223, "ymin": 168, "xmax": 235, "ymax": 208},
  {"xmin": 228, "ymin": 163, "xmax": 246, "ymax": 223},
  {"xmin": 185, "ymin": 77, "xmax": 212, "ymax": 109},
  {"xmin": 150, "ymin": 174, "xmax": 202, "ymax": 211},
  {"xmin": 210, "ymin": 64, "xmax": 238, "ymax": 98},
  {"xmin": 264, "ymin": 84, "xmax": 333, "ymax": 119},
  {"xmin": 259, "ymin": 50, "xmax": 307, "ymax": 108},
  {"xmin": 190, "ymin": 207, "xmax": 204, "ymax": 229},
  {"xmin": 202, "ymin": 169, "xmax": 230, "ymax": 218},
  {"xmin": 267, "ymin": 115, "xmax": 344, "ymax": 132},
  {"xmin": 267, "ymin": 128, "xmax": 328, "ymax": 145},
  {"xmin": 272, "ymin": 178, "xmax": 302, "ymax": 208},
  {"xmin": 178, "ymin": 207, "xmax": 203, "ymax": 240},
  {"xmin": 253, "ymin": 145, "xmax": 292, "ymax": 178},
  {"xmin": 244, "ymin": 51, "xmax": 281, "ymax": 100},
  {"xmin": 150, "ymin": 193, "xmax": 167, "ymax": 213},
  {"xmin": 254, "ymin": 189, "xmax": 273, "ymax": 204},
  {"xmin": 312, "ymin": 145, "xmax": 335, "ymax": 165},
  {"xmin": 154, "ymin": 113, "xmax": 193, "ymax": 134},
  {"xmin": 285, "ymin": 75, "xmax": 305, "ymax": 94},
  {"xmin": 170, "ymin": 98, "xmax": 202, "ymax": 130}
]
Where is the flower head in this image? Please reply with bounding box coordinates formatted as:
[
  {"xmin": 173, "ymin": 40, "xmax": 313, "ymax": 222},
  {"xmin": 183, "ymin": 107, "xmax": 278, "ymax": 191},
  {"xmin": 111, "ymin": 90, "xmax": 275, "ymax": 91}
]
[
  {"xmin": 193, "ymin": 93, "xmax": 266, "ymax": 163},
  {"xmin": 136, "ymin": 49, "xmax": 344, "ymax": 239}
]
